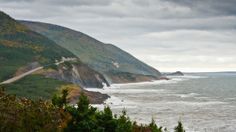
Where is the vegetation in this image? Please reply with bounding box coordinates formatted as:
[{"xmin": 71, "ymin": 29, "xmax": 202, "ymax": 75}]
[
  {"xmin": 0, "ymin": 11, "xmax": 75, "ymax": 82},
  {"xmin": 0, "ymin": 88, "xmax": 186, "ymax": 132},
  {"xmin": 0, "ymin": 89, "xmax": 71, "ymax": 132},
  {"xmin": 2, "ymin": 75, "xmax": 68, "ymax": 100},
  {"xmin": 174, "ymin": 122, "xmax": 185, "ymax": 132}
]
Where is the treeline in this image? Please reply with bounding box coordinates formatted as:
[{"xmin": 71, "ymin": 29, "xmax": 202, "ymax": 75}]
[{"xmin": 0, "ymin": 88, "xmax": 185, "ymax": 132}]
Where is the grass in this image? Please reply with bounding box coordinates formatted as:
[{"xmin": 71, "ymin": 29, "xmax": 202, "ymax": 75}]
[{"xmin": 2, "ymin": 75, "xmax": 69, "ymax": 100}]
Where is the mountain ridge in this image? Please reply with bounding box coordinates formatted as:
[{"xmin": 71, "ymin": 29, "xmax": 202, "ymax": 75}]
[
  {"xmin": 21, "ymin": 20, "xmax": 162, "ymax": 83},
  {"xmin": 0, "ymin": 11, "xmax": 109, "ymax": 102}
]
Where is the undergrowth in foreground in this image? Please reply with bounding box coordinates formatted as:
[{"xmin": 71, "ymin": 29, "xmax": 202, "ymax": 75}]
[{"xmin": 0, "ymin": 88, "xmax": 185, "ymax": 132}]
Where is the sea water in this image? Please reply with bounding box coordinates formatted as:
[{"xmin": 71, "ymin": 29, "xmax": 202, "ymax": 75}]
[{"xmin": 88, "ymin": 72, "xmax": 236, "ymax": 132}]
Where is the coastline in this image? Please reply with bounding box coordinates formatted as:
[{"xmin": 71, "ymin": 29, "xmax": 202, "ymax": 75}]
[
  {"xmin": 86, "ymin": 77, "xmax": 175, "ymax": 105},
  {"xmin": 86, "ymin": 75, "xmax": 204, "ymax": 105}
]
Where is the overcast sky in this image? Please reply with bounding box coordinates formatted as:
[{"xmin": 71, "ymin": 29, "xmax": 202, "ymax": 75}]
[{"xmin": 1, "ymin": 0, "xmax": 236, "ymax": 72}]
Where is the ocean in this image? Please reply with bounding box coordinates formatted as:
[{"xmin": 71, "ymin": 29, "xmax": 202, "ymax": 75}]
[{"xmin": 88, "ymin": 72, "xmax": 236, "ymax": 132}]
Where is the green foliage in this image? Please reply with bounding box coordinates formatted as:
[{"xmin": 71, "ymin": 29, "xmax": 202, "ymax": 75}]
[
  {"xmin": 2, "ymin": 75, "xmax": 68, "ymax": 100},
  {"xmin": 149, "ymin": 118, "xmax": 163, "ymax": 132},
  {"xmin": 61, "ymin": 92, "xmax": 97, "ymax": 131},
  {"xmin": 52, "ymin": 89, "xmax": 68, "ymax": 108},
  {"xmin": 174, "ymin": 121, "xmax": 185, "ymax": 132},
  {"xmin": 96, "ymin": 106, "xmax": 117, "ymax": 132},
  {"xmin": 0, "ymin": 89, "xmax": 70, "ymax": 132},
  {"xmin": 115, "ymin": 110, "xmax": 133, "ymax": 132}
]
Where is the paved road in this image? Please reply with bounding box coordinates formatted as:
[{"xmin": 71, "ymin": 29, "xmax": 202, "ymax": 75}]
[
  {"xmin": 0, "ymin": 58, "xmax": 74, "ymax": 85},
  {"xmin": 0, "ymin": 67, "xmax": 43, "ymax": 85}
]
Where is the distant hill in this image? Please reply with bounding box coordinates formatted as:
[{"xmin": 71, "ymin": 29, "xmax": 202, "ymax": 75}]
[{"xmin": 21, "ymin": 21, "xmax": 162, "ymax": 83}]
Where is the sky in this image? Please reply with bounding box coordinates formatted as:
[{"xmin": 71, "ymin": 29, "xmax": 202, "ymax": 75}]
[{"xmin": 1, "ymin": 0, "xmax": 236, "ymax": 72}]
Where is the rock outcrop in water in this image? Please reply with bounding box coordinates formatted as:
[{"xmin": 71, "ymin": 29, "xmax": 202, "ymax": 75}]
[{"xmin": 165, "ymin": 71, "xmax": 184, "ymax": 76}]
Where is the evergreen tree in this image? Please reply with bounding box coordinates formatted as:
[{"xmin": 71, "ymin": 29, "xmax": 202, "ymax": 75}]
[
  {"xmin": 115, "ymin": 110, "xmax": 133, "ymax": 132},
  {"xmin": 174, "ymin": 121, "xmax": 185, "ymax": 132},
  {"xmin": 64, "ymin": 92, "xmax": 97, "ymax": 131},
  {"xmin": 52, "ymin": 89, "xmax": 68, "ymax": 108},
  {"xmin": 149, "ymin": 118, "xmax": 163, "ymax": 132}
]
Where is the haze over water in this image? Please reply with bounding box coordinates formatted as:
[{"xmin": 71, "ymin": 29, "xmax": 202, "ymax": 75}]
[{"xmin": 90, "ymin": 72, "xmax": 236, "ymax": 132}]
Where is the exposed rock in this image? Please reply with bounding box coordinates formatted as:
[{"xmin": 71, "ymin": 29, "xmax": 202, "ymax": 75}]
[
  {"xmin": 159, "ymin": 76, "xmax": 170, "ymax": 80},
  {"xmin": 38, "ymin": 61, "xmax": 110, "ymax": 88},
  {"xmin": 59, "ymin": 84, "xmax": 109, "ymax": 104}
]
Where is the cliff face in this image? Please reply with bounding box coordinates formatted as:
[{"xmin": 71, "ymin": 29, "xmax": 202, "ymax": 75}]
[{"xmin": 39, "ymin": 61, "xmax": 109, "ymax": 88}]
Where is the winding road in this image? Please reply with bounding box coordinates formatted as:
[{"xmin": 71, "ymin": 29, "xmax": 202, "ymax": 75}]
[
  {"xmin": 0, "ymin": 57, "xmax": 76, "ymax": 85},
  {"xmin": 0, "ymin": 67, "xmax": 43, "ymax": 85}
]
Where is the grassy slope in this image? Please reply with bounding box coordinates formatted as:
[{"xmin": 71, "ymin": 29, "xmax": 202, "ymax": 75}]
[
  {"xmin": 2, "ymin": 74, "xmax": 108, "ymax": 103},
  {"xmin": 21, "ymin": 21, "xmax": 162, "ymax": 79},
  {"xmin": 0, "ymin": 11, "xmax": 75, "ymax": 81},
  {"xmin": 2, "ymin": 74, "xmax": 68, "ymax": 100}
]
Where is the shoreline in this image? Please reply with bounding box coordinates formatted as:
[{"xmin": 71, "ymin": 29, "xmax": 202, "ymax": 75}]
[
  {"xmin": 87, "ymin": 75, "xmax": 205, "ymax": 105},
  {"xmin": 86, "ymin": 78, "xmax": 174, "ymax": 105}
]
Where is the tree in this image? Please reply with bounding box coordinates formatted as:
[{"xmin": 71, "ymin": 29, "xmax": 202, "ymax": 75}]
[
  {"xmin": 174, "ymin": 121, "xmax": 185, "ymax": 132},
  {"xmin": 64, "ymin": 92, "xmax": 98, "ymax": 131},
  {"xmin": 149, "ymin": 118, "xmax": 163, "ymax": 132},
  {"xmin": 96, "ymin": 106, "xmax": 117, "ymax": 132},
  {"xmin": 115, "ymin": 110, "xmax": 133, "ymax": 132},
  {"xmin": 52, "ymin": 89, "xmax": 68, "ymax": 108}
]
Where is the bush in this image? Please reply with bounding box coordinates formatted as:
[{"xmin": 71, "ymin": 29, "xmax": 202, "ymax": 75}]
[{"xmin": 0, "ymin": 89, "xmax": 70, "ymax": 132}]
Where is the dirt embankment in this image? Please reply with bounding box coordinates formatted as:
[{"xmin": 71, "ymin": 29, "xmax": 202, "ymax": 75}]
[{"xmin": 59, "ymin": 85, "xmax": 109, "ymax": 104}]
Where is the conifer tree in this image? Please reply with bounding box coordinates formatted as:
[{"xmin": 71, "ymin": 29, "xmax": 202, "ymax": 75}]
[{"xmin": 174, "ymin": 121, "xmax": 185, "ymax": 132}]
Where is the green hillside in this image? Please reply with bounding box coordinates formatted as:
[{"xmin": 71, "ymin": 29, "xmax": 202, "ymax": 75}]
[
  {"xmin": 0, "ymin": 11, "xmax": 75, "ymax": 81},
  {"xmin": 21, "ymin": 21, "xmax": 162, "ymax": 83}
]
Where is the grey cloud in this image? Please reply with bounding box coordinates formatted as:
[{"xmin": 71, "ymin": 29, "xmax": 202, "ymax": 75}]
[
  {"xmin": 0, "ymin": 0, "xmax": 236, "ymax": 72},
  {"xmin": 162, "ymin": 0, "xmax": 236, "ymax": 16},
  {"xmin": 44, "ymin": 0, "xmax": 112, "ymax": 6}
]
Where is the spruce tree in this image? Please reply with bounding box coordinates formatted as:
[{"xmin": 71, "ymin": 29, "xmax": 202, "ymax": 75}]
[{"xmin": 174, "ymin": 121, "xmax": 185, "ymax": 132}]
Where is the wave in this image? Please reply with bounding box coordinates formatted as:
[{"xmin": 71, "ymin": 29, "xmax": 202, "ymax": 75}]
[
  {"xmin": 86, "ymin": 87, "xmax": 169, "ymax": 94},
  {"xmin": 92, "ymin": 95, "xmax": 137, "ymax": 110},
  {"xmin": 111, "ymin": 75, "xmax": 207, "ymax": 87},
  {"xmin": 165, "ymin": 101, "xmax": 227, "ymax": 106},
  {"xmin": 111, "ymin": 79, "xmax": 184, "ymax": 87},
  {"xmin": 173, "ymin": 93, "xmax": 200, "ymax": 98}
]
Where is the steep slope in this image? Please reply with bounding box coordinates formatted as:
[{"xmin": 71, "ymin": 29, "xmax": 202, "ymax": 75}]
[
  {"xmin": 0, "ymin": 11, "xmax": 108, "ymax": 88},
  {"xmin": 2, "ymin": 74, "xmax": 109, "ymax": 103},
  {"xmin": 21, "ymin": 21, "xmax": 162, "ymax": 83},
  {"xmin": 0, "ymin": 11, "xmax": 73, "ymax": 81}
]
